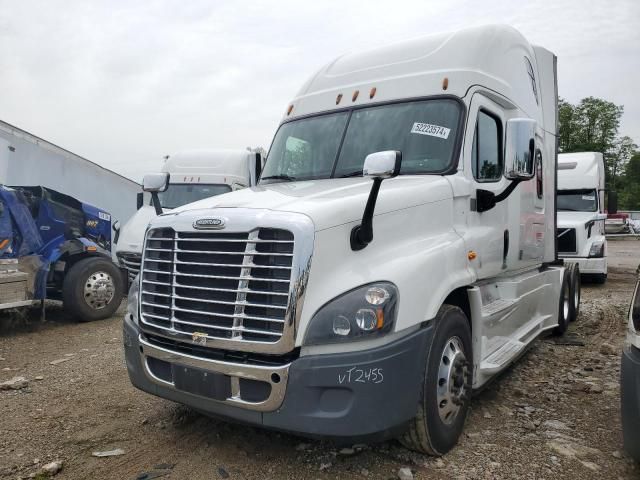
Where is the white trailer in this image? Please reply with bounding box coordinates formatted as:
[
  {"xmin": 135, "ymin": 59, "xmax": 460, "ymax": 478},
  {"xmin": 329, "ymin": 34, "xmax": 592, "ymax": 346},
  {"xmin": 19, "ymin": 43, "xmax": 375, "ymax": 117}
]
[
  {"xmin": 557, "ymin": 152, "xmax": 607, "ymax": 283},
  {"xmin": 124, "ymin": 25, "xmax": 579, "ymax": 455},
  {"xmin": 0, "ymin": 120, "xmax": 141, "ymax": 247},
  {"xmin": 115, "ymin": 149, "xmax": 262, "ymax": 279}
]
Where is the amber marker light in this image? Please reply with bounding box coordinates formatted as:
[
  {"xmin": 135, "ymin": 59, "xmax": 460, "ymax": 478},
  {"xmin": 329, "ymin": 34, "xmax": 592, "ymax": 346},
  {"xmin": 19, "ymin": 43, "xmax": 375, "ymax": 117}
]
[
  {"xmin": 336, "ymin": 93, "xmax": 343, "ymax": 105},
  {"xmin": 369, "ymin": 87, "xmax": 377, "ymax": 99},
  {"xmin": 376, "ymin": 308, "xmax": 384, "ymax": 329},
  {"xmin": 352, "ymin": 90, "xmax": 359, "ymax": 102},
  {"xmin": 442, "ymin": 77, "xmax": 449, "ymax": 90},
  {"xmin": 468, "ymin": 251, "xmax": 477, "ymax": 260},
  {"xmin": 286, "ymin": 104, "xmax": 294, "ymax": 116}
]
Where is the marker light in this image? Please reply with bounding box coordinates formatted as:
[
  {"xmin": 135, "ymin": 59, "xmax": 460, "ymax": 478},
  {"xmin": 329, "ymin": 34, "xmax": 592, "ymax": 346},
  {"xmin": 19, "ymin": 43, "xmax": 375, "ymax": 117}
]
[
  {"xmin": 336, "ymin": 93, "xmax": 343, "ymax": 105},
  {"xmin": 365, "ymin": 286, "xmax": 390, "ymax": 305},
  {"xmin": 442, "ymin": 77, "xmax": 449, "ymax": 90},
  {"xmin": 286, "ymin": 104, "xmax": 294, "ymax": 115},
  {"xmin": 333, "ymin": 315, "xmax": 351, "ymax": 336},
  {"xmin": 369, "ymin": 87, "xmax": 377, "ymax": 99},
  {"xmin": 356, "ymin": 308, "xmax": 377, "ymax": 331},
  {"xmin": 352, "ymin": 90, "xmax": 359, "ymax": 102}
]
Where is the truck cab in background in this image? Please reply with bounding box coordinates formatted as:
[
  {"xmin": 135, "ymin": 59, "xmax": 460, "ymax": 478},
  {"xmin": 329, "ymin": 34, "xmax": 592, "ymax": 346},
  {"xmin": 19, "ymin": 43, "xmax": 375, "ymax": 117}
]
[
  {"xmin": 557, "ymin": 152, "xmax": 608, "ymax": 283},
  {"xmin": 124, "ymin": 25, "xmax": 579, "ymax": 455},
  {"xmin": 115, "ymin": 149, "xmax": 262, "ymax": 280}
]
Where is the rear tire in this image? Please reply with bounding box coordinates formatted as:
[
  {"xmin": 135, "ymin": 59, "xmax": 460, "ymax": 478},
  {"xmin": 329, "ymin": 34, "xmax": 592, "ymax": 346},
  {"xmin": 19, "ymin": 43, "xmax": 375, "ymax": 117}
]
[
  {"xmin": 399, "ymin": 305, "xmax": 472, "ymax": 456},
  {"xmin": 567, "ymin": 263, "xmax": 580, "ymax": 322},
  {"xmin": 554, "ymin": 270, "xmax": 571, "ymax": 335},
  {"xmin": 63, "ymin": 257, "xmax": 123, "ymax": 322}
]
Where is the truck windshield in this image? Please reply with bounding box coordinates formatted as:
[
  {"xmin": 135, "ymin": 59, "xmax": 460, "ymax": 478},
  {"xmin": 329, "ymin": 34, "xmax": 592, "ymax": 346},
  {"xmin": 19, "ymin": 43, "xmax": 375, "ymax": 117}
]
[
  {"xmin": 156, "ymin": 184, "xmax": 232, "ymax": 209},
  {"xmin": 261, "ymin": 99, "xmax": 461, "ymax": 183},
  {"xmin": 557, "ymin": 189, "xmax": 598, "ymax": 212}
]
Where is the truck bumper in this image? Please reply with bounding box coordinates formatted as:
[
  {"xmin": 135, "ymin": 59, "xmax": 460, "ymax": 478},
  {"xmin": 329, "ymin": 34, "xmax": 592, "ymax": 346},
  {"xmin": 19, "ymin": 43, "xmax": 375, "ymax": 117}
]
[
  {"xmin": 123, "ymin": 315, "xmax": 432, "ymax": 441},
  {"xmin": 563, "ymin": 257, "xmax": 607, "ymax": 275},
  {"xmin": 621, "ymin": 344, "xmax": 640, "ymax": 461}
]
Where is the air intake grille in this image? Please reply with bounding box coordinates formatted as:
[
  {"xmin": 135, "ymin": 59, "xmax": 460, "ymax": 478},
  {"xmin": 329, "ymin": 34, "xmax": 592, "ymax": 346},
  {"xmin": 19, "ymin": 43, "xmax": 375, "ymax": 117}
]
[
  {"xmin": 557, "ymin": 228, "xmax": 577, "ymax": 254},
  {"xmin": 140, "ymin": 227, "xmax": 294, "ymax": 344}
]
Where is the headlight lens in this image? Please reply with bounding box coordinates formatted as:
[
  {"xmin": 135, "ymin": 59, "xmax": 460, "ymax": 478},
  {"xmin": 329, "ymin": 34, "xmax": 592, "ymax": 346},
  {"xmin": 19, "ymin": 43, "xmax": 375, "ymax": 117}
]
[
  {"xmin": 127, "ymin": 274, "xmax": 140, "ymax": 325},
  {"xmin": 304, "ymin": 282, "xmax": 398, "ymax": 346},
  {"xmin": 588, "ymin": 240, "xmax": 605, "ymax": 258}
]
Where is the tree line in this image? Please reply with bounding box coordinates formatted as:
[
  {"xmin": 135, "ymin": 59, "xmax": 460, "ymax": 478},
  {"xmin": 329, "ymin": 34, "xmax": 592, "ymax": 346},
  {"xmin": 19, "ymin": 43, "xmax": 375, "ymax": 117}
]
[{"xmin": 558, "ymin": 96, "xmax": 638, "ymax": 210}]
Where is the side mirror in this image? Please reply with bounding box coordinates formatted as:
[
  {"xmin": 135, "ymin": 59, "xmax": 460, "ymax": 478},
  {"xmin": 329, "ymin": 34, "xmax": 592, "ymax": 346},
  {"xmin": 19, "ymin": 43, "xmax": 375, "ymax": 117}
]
[
  {"xmin": 363, "ymin": 151, "xmax": 402, "ymax": 179},
  {"xmin": 351, "ymin": 151, "xmax": 402, "ymax": 251},
  {"xmin": 504, "ymin": 118, "xmax": 536, "ymax": 180},
  {"xmin": 112, "ymin": 220, "xmax": 121, "ymax": 244},
  {"xmin": 142, "ymin": 173, "xmax": 169, "ymax": 215},
  {"xmin": 608, "ymin": 191, "xmax": 618, "ymax": 214},
  {"xmin": 142, "ymin": 173, "xmax": 170, "ymax": 193},
  {"xmin": 254, "ymin": 153, "xmax": 262, "ymax": 185},
  {"xmin": 136, "ymin": 192, "xmax": 144, "ymax": 210}
]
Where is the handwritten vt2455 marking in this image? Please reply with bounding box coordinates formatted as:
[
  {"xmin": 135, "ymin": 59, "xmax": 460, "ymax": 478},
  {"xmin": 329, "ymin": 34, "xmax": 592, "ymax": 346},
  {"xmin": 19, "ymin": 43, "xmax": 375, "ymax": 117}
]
[{"xmin": 337, "ymin": 367, "xmax": 384, "ymax": 385}]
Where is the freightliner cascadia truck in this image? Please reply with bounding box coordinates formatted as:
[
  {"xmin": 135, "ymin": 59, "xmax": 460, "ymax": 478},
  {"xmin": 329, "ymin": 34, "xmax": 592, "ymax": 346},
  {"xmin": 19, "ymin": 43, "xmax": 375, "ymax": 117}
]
[{"xmin": 124, "ymin": 25, "xmax": 579, "ymax": 455}]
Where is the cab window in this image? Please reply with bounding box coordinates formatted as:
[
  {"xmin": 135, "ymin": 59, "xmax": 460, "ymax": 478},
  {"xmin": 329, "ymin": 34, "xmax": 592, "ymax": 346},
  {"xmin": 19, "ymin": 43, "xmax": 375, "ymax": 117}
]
[{"xmin": 471, "ymin": 110, "xmax": 502, "ymax": 182}]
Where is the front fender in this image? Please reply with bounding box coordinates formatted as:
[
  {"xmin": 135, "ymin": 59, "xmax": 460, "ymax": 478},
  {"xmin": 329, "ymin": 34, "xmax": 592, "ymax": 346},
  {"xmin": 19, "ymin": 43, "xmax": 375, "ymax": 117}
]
[{"xmin": 296, "ymin": 200, "xmax": 474, "ymax": 346}]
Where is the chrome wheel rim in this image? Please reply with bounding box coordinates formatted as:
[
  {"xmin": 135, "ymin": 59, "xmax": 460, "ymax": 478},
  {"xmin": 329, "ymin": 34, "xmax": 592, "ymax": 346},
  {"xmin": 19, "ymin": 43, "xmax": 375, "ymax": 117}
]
[
  {"xmin": 436, "ymin": 336, "xmax": 468, "ymax": 425},
  {"xmin": 84, "ymin": 271, "xmax": 115, "ymax": 310}
]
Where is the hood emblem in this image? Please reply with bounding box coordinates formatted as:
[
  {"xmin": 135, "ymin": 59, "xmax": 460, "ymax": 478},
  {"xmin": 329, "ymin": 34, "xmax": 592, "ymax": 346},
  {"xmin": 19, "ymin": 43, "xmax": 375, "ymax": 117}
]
[{"xmin": 193, "ymin": 217, "xmax": 225, "ymax": 230}]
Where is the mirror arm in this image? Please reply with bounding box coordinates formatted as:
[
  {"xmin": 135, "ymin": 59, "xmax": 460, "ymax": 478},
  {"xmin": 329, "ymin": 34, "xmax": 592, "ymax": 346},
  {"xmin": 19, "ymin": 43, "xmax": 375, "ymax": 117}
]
[
  {"xmin": 151, "ymin": 192, "xmax": 163, "ymax": 215},
  {"xmin": 476, "ymin": 179, "xmax": 523, "ymax": 213},
  {"xmin": 351, "ymin": 177, "xmax": 384, "ymax": 251}
]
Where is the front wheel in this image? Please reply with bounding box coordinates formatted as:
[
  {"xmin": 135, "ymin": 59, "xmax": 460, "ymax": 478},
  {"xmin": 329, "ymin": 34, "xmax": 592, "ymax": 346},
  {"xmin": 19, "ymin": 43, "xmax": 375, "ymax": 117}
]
[
  {"xmin": 63, "ymin": 257, "xmax": 123, "ymax": 322},
  {"xmin": 400, "ymin": 305, "xmax": 472, "ymax": 456}
]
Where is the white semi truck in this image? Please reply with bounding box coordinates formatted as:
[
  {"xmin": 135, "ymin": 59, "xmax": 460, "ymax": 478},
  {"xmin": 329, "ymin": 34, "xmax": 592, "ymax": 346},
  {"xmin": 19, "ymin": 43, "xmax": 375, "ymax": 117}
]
[
  {"xmin": 557, "ymin": 152, "xmax": 608, "ymax": 284},
  {"xmin": 115, "ymin": 149, "xmax": 262, "ymax": 280},
  {"xmin": 124, "ymin": 25, "xmax": 580, "ymax": 455}
]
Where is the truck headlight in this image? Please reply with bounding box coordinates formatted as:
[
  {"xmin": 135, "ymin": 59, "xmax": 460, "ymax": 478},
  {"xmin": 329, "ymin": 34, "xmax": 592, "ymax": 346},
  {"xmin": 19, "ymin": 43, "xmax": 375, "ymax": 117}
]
[
  {"xmin": 588, "ymin": 240, "xmax": 605, "ymax": 258},
  {"xmin": 303, "ymin": 282, "xmax": 398, "ymax": 346},
  {"xmin": 127, "ymin": 274, "xmax": 140, "ymax": 325}
]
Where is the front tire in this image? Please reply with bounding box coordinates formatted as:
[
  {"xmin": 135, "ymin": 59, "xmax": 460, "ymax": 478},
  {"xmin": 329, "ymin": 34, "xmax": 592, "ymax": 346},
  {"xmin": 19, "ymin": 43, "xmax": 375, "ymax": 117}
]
[
  {"xmin": 63, "ymin": 257, "xmax": 123, "ymax": 322},
  {"xmin": 400, "ymin": 305, "xmax": 472, "ymax": 456}
]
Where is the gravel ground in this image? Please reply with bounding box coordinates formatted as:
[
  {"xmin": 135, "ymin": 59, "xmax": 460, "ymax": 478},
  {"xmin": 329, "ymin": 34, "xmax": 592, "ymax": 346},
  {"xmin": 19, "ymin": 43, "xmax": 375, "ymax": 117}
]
[{"xmin": 1, "ymin": 240, "xmax": 639, "ymax": 480}]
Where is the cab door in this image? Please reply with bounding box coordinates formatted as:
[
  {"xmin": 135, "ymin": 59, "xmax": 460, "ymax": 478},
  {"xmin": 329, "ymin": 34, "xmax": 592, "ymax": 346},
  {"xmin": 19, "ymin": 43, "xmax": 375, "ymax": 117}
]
[{"xmin": 463, "ymin": 93, "xmax": 510, "ymax": 279}]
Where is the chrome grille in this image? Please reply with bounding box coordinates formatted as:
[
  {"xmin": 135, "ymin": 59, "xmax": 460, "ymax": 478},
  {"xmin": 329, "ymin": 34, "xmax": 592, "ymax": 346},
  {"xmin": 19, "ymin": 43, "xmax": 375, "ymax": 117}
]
[
  {"xmin": 117, "ymin": 252, "xmax": 142, "ymax": 280},
  {"xmin": 140, "ymin": 227, "xmax": 295, "ymax": 345}
]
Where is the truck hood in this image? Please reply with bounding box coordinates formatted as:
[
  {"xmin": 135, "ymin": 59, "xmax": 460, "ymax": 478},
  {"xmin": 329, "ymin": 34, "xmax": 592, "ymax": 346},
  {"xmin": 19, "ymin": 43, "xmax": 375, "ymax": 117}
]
[
  {"xmin": 557, "ymin": 211, "xmax": 605, "ymax": 229},
  {"xmin": 169, "ymin": 176, "xmax": 453, "ymax": 231},
  {"xmin": 115, "ymin": 206, "xmax": 160, "ymax": 254}
]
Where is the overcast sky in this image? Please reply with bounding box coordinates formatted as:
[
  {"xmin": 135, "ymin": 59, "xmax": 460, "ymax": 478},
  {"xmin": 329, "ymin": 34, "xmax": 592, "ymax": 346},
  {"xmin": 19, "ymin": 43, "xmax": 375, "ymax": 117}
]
[{"xmin": 0, "ymin": 0, "xmax": 638, "ymax": 182}]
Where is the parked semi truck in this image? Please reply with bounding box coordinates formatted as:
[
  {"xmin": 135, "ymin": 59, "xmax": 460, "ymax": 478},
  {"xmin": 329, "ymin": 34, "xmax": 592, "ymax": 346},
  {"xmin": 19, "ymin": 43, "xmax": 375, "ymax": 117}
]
[
  {"xmin": 0, "ymin": 185, "xmax": 122, "ymax": 320},
  {"xmin": 557, "ymin": 152, "xmax": 608, "ymax": 284},
  {"xmin": 115, "ymin": 149, "xmax": 262, "ymax": 280},
  {"xmin": 124, "ymin": 25, "xmax": 580, "ymax": 455}
]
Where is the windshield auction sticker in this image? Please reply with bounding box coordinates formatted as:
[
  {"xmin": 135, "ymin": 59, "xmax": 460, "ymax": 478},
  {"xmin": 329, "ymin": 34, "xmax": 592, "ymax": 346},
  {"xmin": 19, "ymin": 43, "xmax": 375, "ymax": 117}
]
[{"xmin": 410, "ymin": 122, "xmax": 451, "ymax": 139}]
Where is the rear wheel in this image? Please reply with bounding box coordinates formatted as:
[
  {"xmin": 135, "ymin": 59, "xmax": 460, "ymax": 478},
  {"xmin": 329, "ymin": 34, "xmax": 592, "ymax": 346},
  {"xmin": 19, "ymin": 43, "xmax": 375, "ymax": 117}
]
[
  {"xmin": 399, "ymin": 305, "xmax": 472, "ymax": 455},
  {"xmin": 63, "ymin": 257, "xmax": 123, "ymax": 322},
  {"xmin": 554, "ymin": 270, "xmax": 571, "ymax": 335},
  {"xmin": 567, "ymin": 263, "xmax": 580, "ymax": 322}
]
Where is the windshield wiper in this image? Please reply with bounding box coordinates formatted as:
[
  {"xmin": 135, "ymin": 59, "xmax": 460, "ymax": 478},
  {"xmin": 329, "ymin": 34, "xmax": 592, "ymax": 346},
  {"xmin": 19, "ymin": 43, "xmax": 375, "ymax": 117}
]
[
  {"xmin": 338, "ymin": 171, "xmax": 363, "ymax": 178},
  {"xmin": 260, "ymin": 175, "xmax": 297, "ymax": 182}
]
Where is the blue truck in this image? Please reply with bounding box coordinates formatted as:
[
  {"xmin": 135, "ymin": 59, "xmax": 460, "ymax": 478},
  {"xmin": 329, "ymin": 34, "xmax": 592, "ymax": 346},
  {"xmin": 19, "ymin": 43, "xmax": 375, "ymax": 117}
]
[{"xmin": 0, "ymin": 185, "xmax": 123, "ymax": 321}]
